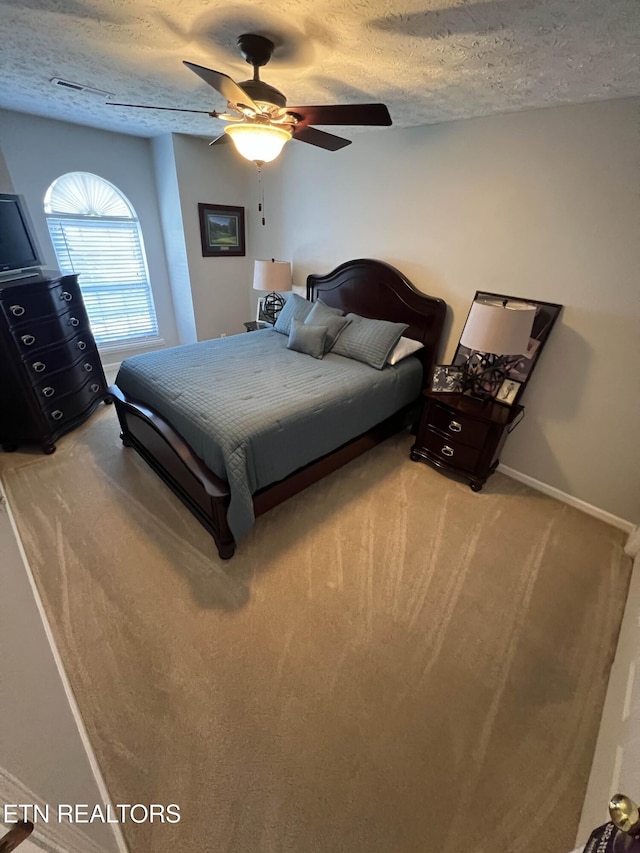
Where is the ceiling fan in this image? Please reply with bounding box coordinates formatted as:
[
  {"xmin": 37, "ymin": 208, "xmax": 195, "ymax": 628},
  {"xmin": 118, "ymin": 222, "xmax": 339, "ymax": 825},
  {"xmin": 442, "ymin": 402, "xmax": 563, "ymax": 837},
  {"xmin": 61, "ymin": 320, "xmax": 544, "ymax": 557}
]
[{"xmin": 109, "ymin": 33, "xmax": 392, "ymax": 165}]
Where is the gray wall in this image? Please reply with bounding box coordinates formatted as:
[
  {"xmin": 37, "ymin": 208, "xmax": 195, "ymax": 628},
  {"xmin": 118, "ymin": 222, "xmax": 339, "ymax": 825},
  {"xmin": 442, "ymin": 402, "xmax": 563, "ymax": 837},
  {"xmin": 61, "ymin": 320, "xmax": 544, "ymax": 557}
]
[
  {"xmin": 0, "ymin": 110, "xmax": 179, "ymax": 364},
  {"xmin": 1, "ymin": 100, "xmax": 638, "ymax": 523},
  {"xmin": 259, "ymin": 97, "xmax": 640, "ymax": 524},
  {"xmin": 171, "ymin": 133, "xmax": 252, "ymax": 341},
  {"xmin": 0, "ymin": 495, "xmax": 119, "ymax": 852}
]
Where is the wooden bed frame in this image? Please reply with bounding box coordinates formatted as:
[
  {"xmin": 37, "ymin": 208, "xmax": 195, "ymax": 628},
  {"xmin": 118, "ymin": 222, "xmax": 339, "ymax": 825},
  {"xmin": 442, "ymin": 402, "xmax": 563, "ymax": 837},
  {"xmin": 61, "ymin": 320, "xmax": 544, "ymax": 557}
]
[{"xmin": 110, "ymin": 258, "xmax": 446, "ymax": 559}]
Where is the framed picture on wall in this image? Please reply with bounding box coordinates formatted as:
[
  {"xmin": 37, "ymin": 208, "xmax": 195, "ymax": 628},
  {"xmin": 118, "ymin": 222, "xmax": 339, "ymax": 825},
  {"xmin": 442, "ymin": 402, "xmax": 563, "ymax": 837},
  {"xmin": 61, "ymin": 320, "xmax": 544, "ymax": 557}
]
[
  {"xmin": 198, "ymin": 203, "xmax": 245, "ymax": 257},
  {"xmin": 452, "ymin": 292, "xmax": 562, "ymax": 405}
]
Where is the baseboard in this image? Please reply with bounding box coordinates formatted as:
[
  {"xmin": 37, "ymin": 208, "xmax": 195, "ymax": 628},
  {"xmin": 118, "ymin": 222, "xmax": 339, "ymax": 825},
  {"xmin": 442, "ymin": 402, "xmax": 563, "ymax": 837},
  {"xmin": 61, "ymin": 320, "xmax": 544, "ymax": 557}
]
[
  {"xmin": 1, "ymin": 491, "xmax": 130, "ymax": 853},
  {"xmin": 0, "ymin": 766, "xmax": 107, "ymax": 853},
  {"xmin": 497, "ymin": 464, "xmax": 635, "ymax": 534}
]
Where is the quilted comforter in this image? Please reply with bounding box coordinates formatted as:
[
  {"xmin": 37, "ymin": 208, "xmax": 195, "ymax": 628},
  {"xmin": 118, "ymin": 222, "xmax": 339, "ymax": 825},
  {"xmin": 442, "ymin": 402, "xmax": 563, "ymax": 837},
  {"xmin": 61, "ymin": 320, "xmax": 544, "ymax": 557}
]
[{"xmin": 115, "ymin": 327, "xmax": 422, "ymax": 542}]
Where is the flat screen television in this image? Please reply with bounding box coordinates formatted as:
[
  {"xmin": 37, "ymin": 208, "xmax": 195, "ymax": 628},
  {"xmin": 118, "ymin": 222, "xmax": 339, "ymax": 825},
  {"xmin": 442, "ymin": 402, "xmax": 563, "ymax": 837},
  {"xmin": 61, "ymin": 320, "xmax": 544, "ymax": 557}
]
[{"xmin": 0, "ymin": 193, "xmax": 42, "ymax": 274}]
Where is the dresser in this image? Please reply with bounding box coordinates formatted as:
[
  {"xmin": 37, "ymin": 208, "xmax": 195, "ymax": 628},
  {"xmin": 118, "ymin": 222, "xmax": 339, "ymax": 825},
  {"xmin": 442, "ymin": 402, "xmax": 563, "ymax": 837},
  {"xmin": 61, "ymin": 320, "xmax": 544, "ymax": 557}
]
[
  {"xmin": 0, "ymin": 271, "xmax": 110, "ymax": 454},
  {"xmin": 410, "ymin": 391, "xmax": 524, "ymax": 491}
]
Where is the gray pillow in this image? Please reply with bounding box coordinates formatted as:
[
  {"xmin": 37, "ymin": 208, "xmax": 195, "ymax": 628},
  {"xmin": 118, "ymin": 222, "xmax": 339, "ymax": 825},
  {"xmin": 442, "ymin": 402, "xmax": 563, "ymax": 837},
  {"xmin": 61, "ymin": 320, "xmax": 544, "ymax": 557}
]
[
  {"xmin": 331, "ymin": 313, "xmax": 409, "ymax": 369},
  {"xmin": 304, "ymin": 301, "xmax": 352, "ymax": 353},
  {"xmin": 274, "ymin": 293, "xmax": 313, "ymax": 335},
  {"xmin": 287, "ymin": 319, "xmax": 328, "ymax": 359}
]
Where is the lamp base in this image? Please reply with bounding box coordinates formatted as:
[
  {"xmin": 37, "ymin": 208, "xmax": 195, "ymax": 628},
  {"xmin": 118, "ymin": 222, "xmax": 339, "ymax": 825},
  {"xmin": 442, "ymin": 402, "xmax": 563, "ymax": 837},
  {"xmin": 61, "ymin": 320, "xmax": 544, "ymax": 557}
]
[
  {"xmin": 462, "ymin": 352, "xmax": 508, "ymax": 402},
  {"xmin": 256, "ymin": 291, "xmax": 286, "ymax": 324}
]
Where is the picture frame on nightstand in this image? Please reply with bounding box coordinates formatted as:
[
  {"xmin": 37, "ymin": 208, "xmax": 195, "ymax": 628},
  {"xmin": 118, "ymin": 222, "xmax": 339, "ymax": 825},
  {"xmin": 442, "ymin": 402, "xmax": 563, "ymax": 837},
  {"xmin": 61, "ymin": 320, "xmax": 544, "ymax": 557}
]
[
  {"xmin": 431, "ymin": 365, "xmax": 464, "ymax": 393},
  {"xmin": 496, "ymin": 378, "xmax": 522, "ymax": 406}
]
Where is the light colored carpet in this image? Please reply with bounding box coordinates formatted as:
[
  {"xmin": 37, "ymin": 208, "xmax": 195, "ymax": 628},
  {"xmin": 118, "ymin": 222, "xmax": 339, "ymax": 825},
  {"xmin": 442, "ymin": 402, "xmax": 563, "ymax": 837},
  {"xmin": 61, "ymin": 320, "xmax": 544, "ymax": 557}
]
[{"xmin": 1, "ymin": 406, "xmax": 631, "ymax": 853}]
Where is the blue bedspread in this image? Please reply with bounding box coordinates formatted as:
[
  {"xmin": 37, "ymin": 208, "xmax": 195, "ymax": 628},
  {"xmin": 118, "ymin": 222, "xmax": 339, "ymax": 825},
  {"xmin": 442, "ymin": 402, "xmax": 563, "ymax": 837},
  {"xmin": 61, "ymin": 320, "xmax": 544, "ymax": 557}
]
[{"xmin": 116, "ymin": 328, "xmax": 422, "ymax": 542}]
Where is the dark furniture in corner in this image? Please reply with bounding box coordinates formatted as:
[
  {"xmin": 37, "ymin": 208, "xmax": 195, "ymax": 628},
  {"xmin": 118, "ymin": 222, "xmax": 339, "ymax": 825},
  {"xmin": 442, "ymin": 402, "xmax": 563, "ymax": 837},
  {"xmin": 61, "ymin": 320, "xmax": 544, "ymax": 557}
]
[
  {"xmin": 111, "ymin": 258, "xmax": 446, "ymax": 559},
  {"xmin": 411, "ymin": 391, "xmax": 524, "ymax": 491},
  {"xmin": 0, "ymin": 271, "xmax": 110, "ymax": 454}
]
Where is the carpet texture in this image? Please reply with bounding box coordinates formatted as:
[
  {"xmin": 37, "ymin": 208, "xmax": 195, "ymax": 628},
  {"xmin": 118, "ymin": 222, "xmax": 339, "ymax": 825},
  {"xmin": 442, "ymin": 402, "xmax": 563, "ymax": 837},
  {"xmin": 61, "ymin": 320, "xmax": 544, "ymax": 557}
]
[{"xmin": 1, "ymin": 406, "xmax": 631, "ymax": 853}]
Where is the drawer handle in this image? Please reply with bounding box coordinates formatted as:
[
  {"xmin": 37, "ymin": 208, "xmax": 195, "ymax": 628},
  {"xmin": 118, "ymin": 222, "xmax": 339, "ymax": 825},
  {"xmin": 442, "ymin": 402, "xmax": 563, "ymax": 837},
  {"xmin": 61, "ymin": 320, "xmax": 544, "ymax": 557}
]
[
  {"xmin": 10, "ymin": 304, "xmax": 25, "ymax": 317},
  {"xmin": 441, "ymin": 445, "xmax": 455, "ymax": 458},
  {"xmin": 83, "ymin": 362, "xmax": 93, "ymax": 372},
  {"xmin": 51, "ymin": 410, "xmax": 64, "ymax": 421},
  {"xmin": 32, "ymin": 361, "xmax": 46, "ymax": 373},
  {"xmin": 76, "ymin": 340, "xmax": 87, "ymax": 351},
  {"xmin": 90, "ymin": 383, "xmax": 100, "ymax": 393},
  {"xmin": 68, "ymin": 317, "xmax": 80, "ymax": 327},
  {"xmin": 42, "ymin": 386, "xmax": 55, "ymax": 398},
  {"xmin": 60, "ymin": 291, "xmax": 73, "ymax": 302},
  {"xmin": 21, "ymin": 334, "xmax": 36, "ymax": 346},
  {"xmin": 449, "ymin": 420, "xmax": 462, "ymax": 433}
]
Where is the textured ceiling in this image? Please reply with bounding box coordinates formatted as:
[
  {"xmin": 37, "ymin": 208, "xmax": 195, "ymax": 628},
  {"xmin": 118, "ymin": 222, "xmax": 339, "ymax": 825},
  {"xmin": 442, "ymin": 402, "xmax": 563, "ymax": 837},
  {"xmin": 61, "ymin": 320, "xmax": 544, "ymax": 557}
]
[{"xmin": 1, "ymin": 0, "xmax": 640, "ymax": 142}]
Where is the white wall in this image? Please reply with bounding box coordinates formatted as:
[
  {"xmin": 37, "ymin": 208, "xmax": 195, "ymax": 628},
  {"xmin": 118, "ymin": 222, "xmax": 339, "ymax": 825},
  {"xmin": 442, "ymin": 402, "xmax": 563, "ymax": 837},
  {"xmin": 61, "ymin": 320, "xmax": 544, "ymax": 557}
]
[
  {"xmin": 0, "ymin": 110, "xmax": 179, "ymax": 363},
  {"xmin": 265, "ymin": 97, "xmax": 640, "ymax": 524}
]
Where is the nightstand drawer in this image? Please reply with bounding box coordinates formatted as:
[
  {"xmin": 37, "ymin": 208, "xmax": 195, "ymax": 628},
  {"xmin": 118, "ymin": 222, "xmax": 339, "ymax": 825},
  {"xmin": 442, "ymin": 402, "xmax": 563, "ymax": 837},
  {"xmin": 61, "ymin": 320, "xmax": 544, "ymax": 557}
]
[
  {"xmin": 421, "ymin": 428, "xmax": 481, "ymax": 472},
  {"xmin": 429, "ymin": 401, "xmax": 490, "ymax": 449}
]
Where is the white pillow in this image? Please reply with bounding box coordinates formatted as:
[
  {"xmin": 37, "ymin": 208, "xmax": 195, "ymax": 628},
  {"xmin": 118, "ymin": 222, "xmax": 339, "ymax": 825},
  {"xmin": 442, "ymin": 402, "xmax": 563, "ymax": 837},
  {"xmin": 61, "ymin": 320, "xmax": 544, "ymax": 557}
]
[{"xmin": 387, "ymin": 336, "xmax": 424, "ymax": 365}]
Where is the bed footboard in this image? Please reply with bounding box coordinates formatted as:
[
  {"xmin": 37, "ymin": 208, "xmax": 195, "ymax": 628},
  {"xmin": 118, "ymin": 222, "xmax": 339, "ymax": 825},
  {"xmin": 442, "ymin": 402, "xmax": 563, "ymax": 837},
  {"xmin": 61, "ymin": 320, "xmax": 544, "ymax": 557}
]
[{"xmin": 110, "ymin": 385, "xmax": 236, "ymax": 559}]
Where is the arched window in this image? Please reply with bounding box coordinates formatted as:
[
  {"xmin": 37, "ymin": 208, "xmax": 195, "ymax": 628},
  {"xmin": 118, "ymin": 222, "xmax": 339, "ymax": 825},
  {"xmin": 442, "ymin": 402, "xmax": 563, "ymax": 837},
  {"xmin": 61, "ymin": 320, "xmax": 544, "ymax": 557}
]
[{"xmin": 44, "ymin": 172, "xmax": 159, "ymax": 347}]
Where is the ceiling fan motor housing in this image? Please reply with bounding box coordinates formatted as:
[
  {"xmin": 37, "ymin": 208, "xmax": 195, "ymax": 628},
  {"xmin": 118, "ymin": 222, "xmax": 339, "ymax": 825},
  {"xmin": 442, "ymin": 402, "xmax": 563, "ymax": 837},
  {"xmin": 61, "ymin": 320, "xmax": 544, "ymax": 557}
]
[
  {"xmin": 237, "ymin": 79, "xmax": 287, "ymax": 109},
  {"xmin": 237, "ymin": 34, "xmax": 275, "ymax": 68}
]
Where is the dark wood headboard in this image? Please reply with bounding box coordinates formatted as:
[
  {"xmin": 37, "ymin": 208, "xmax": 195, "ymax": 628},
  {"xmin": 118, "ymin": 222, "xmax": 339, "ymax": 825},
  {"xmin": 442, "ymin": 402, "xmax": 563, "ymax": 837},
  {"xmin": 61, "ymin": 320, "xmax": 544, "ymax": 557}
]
[{"xmin": 306, "ymin": 258, "xmax": 446, "ymax": 383}]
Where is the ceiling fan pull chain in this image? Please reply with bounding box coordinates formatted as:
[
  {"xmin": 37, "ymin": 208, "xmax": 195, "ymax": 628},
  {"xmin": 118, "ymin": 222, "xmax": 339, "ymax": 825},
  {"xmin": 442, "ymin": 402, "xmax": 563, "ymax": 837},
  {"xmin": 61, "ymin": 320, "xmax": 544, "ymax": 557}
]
[{"xmin": 257, "ymin": 165, "xmax": 266, "ymax": 226}]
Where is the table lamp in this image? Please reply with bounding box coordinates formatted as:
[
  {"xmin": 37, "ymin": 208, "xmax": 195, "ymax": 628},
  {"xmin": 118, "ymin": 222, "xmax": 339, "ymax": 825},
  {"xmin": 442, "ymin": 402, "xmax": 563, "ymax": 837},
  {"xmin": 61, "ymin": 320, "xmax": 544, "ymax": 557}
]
[
  {"xmin": 459, "ymin": 297, "xmax": 536, "ymax": 400},
  {"xmin": 253, "ymin": 259, "xmax": 292, "ymax": 323}
]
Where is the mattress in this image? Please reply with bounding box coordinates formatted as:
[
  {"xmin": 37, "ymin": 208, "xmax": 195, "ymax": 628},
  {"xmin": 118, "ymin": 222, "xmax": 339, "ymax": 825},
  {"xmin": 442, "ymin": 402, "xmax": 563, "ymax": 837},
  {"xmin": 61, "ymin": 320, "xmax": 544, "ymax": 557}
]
[{"xmin": 115, "ymin": 327, "xmax": 422, "ymax": 541}]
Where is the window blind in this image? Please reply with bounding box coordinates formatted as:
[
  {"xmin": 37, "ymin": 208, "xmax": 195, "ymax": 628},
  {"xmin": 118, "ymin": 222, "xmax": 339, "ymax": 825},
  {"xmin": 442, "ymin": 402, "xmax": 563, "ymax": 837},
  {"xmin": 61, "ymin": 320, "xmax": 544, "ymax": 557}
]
[{"xmin": 47, "ymin": 216, "xmax": 159, "ymax": 346}]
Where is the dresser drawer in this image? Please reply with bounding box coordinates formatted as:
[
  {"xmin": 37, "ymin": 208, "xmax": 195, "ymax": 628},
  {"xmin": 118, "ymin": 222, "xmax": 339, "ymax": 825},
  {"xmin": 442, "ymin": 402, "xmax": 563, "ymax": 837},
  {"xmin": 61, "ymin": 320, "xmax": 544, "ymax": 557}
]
[
  {"xmin": 428, "ymin": 401, "xmax": 490, "ymax": 449},
  {"xmin": 11, "ymin": 310, "xmax": 90, "ymax": 355},
  {"xmin": 43, "ymin": 378, "xmax": 105, "ymax": 428},
  {"xmin": 421, "ymin": 427, "xmax": 481, "ymax": 472},
  {"xmin": 1, "ymin": 279, "xmax": 80, "ymax": 325},
  {"xmin": 34, "ymin": 355, "xmax": 105, "ymax": 404},
  {"xmin": 24, "ymin": 336, "xmax": 96, "ymax": 381}
]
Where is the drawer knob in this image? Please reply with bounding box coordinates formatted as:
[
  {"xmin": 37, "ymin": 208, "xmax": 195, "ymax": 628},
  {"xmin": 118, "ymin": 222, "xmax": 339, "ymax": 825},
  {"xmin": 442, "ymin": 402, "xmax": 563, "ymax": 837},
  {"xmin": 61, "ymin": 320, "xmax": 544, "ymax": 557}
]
[
  {"xmin": 21, "ymin": 334, "xmax": 36, "ymax": 346},
  {"xmin": 32, "ymin": 361, "xmax": 46, "ymax": 373},
  {"xmin": 42, "ymin": 386, "xmax": 55, "ymax": 398},
  {"xmin": 68, "ymin": 317, "xmax": 80, "ymax": 327},
  {"xmin": 60, "ymin": 291, "xmax": 73, "ymax": 301},
  {"xmin": 449, "ymin": 420, "xmax": 462, "ymax": 433},
  {"xmin": 83, "ymin": 362, "xmax": 93, "ymax": 372},
  {"xmin": 90, "ymin": 383, "xmax": 100, "ymax": 393},
  {"xmin": 441, "ymin": 445, "xmax": 455, "ymax": 457},
  {"xmin": 10, "ymin": 304, "xmax": 25, "ymax": 317},
  {"xmin": 51, "ymin": 410, "xmax": 64, "ymax": 421},
  {"xmin": 76, "ymin": 340, "xmax": 87, "ymax": 351}
]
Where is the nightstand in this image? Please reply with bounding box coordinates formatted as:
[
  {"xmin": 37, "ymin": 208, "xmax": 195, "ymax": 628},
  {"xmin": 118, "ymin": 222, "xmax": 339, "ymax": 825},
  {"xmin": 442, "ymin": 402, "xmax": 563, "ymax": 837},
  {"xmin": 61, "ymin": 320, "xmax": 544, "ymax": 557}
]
[
  {"xmin": 243, "ymin": 321, "xmax": 271, "ymax": 332},
  {"xmin": 410, "ymin": 391, "xmax": 524, "ymax": 491}
]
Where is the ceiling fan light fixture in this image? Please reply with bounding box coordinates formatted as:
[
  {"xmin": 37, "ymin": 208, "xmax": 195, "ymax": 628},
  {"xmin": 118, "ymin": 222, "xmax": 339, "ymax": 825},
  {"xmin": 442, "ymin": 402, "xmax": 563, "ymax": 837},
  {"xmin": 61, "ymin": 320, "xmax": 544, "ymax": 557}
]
[{"xmin": 224, "ymin": 123, "xmax": 291, "ymax": 164}]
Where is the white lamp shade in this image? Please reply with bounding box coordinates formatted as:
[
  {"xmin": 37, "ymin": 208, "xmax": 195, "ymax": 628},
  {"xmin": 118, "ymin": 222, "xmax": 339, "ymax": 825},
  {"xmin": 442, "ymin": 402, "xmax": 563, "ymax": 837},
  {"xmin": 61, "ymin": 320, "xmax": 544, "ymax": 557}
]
[
  {"xmin": 224, "ymin": 124, "xmax": 291, "ymax": 164},
  {"xmin": 460, "ymin": 299, "xmax": 536, "ymax": 355},
  {"xmin": 253, "ymin": 260, "xmax": 292, "ymax": 292}
]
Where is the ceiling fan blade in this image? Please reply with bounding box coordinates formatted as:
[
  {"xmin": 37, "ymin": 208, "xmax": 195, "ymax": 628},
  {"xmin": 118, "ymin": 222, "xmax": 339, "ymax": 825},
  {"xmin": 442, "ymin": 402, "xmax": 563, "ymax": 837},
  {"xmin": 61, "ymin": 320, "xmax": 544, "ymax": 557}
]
[
  {"xmin": 293, "ymin": 126, "xmax": 351, "ymax": 151},
  {"xmin": 286, "ymin": 103, "xmax": 392, "ymax": 130},
  {"xmin": 183, "ymin": 61, "xmax": 259, "ymax": 112},
  {"xmin": 107, "ymin": 102, "xmax": 218, "ymax": 115}
]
